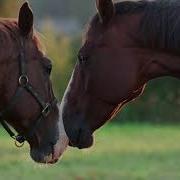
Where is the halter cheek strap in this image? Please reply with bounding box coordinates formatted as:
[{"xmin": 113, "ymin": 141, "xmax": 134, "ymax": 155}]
[{"xmin": 0, "ymin": 38, "xmax": 57, "ymax": 147}]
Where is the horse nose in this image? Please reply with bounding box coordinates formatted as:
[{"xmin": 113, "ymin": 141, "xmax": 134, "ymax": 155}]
[
  {"xmin": 30, "ymin": 144, "xmax": 54, "ymax": 164},
  {"xmin": 68, "ymin": 127, "xmax": 93, "ymax": 149}
]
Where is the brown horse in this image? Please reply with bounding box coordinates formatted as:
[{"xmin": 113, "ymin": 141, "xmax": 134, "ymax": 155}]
[
  {"xmin": 0, "ymin": 2, "xmax": 68, "ymax": 163},
  {"xmin": 59, "ymin": 0, "xmax": 180, "ymax": 149}
]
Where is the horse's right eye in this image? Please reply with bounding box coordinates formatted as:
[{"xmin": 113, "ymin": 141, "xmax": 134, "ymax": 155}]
[
  {"xmin": 46, "ymin": 63, "xmax": 52, "ymax": 75},
  {"xmin": 42, "ymin": 57, "xmax": 53, "ymax": 76},
  {"xmin": 78, "ymin": 54, "xmax": 88, "ymax": 64}
]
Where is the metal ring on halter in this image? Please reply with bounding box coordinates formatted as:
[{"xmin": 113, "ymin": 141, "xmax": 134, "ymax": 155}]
[
  {"xmin": 42, "ymin": 103, "xmax": 51, "ymax": 117},
  {"xmin": 14, "ymin": 139, "xmax": 25, "ymax": 148},
  {"xmin": 19, "ymin": 75, "xmax": 29, "ymax": 86},
  {"xmin": 14, "ymin": 135, "xmax": 25, "ymax": 148}
]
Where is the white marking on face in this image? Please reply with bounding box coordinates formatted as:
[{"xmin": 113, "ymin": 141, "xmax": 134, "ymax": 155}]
[
  {"xmin": 53, "ymin": 71, "xmax": 75, "ymax": 160},
  {"xmin": 43, "ymin": 154, "xmax": 53, "ymax": 164},
  {"xmin": 52, "ymin": 103, "xmax": 69, "ymax": 161}
]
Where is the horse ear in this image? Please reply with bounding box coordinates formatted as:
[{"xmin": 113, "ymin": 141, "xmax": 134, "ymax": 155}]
[
  {"xmin": 18, "ymin": 2, "xmax": 33, "ymax": 37},
  {"xmin": 96, "ymin": 0, "xmax": 115, "ymax": 25}
]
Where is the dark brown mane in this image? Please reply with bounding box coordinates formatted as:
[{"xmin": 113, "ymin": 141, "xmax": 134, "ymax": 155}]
[
  {"xmin": 91, "ymin": 1, "xmax": 147, "ymax": 27},
  {"xmin": 117, "ymin": 0, "xmax": 180, "ymax": 53},
  {"xmin": 115, "ymin": 0, "xmax": 147, "ymax": 15},
  {"xmin": 92, "ymin": 0, "xmax": 180, "ymax": 54},
  {"xmin": 140, "ymin": 0, "xmax": 180, "ymax": 53}
]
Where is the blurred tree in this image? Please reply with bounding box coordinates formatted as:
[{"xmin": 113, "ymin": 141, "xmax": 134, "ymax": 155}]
[
  {"xmin": 40, "ymin": 21, "xmax": 77, "ymax": 98},
  {"xmin": 0, "ymin": 0, "xmax": 19, "ymax": 17},
  {"xmin": 30, "ymin": 0, "xmax": 94, "ymax": 24}
]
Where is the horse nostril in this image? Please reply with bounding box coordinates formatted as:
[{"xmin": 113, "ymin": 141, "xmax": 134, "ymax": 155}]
[
  {"xmin": 76, "ymin": 128, "xmax": 82, "ymax": 144},
  {"xmin": 67, "ymin": 128, "xmax": 83, "ymax": 147}
]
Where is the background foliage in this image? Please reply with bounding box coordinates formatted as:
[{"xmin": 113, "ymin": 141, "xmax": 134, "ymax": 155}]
[{"xmin": 0, "ymin": 0, "xmax": 180, "ymax": 125}]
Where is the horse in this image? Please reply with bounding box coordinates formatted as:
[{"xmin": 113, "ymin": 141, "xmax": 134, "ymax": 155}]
[
  {"xmin": 59, "ymin": 0, "xmax": 180, "ymax": 149},
  {"xmin": 0, "ymin": 2, "xmax": 68, "ymax": 163}
]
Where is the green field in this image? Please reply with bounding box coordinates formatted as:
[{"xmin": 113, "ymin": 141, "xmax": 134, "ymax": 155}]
[{"xmin": 0, "ymin": 123, "xmax": 180, "ymax": 180}]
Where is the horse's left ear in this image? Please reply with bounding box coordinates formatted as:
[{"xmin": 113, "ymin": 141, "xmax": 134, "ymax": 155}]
[
  {"xmin": 18, "ymin": 2, "xmax": 33, "ymax": 37},
  {"xmin": 96, "ymin": 0, "xmax": 115, "ymax": 25}
]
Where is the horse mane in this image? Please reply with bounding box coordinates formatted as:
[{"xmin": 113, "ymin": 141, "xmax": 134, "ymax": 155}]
[
  {"xmin": 115, "ymin": 0, "xmax": 147, "ymax": 15},
  {"xmin": 115, "ymin": 0, "xmax": 180, "ymax": 53}
]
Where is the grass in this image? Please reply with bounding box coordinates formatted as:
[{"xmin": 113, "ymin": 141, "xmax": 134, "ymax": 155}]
[{"xmin": 0, "ymin": 123, "xmax": 180, "ymax": 180}]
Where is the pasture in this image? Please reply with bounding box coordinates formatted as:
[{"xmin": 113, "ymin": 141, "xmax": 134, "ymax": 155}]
[{"xmin": 0, "ymin": 123, "xmax": 180, "ymax": 180}]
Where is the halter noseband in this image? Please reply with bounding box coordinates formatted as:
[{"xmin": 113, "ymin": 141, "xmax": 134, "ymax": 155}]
[{"xmin": 0, "ymin": 38, "xmax": 57, "ymax": 147}]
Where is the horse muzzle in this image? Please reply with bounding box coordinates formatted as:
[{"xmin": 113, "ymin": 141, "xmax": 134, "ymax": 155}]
[
  {"xmin": 66, "ymin": 127, "xmax": 94, "ymax": 149},
  {"xmin": 30, "ymin": 136, "xmax": 69, "ymax": 164}
]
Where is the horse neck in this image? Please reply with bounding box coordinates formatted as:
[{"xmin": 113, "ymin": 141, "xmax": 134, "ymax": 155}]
[
  {"xmin": 135, "ymin": 0, "xmax": 180, "ymax": 82},
  {"xmin": 138, "ymin": 48, "xmax": 180, "ymax": 83},
  {"xmin": 0, "ymin": 22, "xmax": 20, "ymax": 105},
  {"xmin": 0, "ymin": 20, "xmax": 19, "ymax": 60},
  {"xmin": 114, "ymin": 17, "xmax": 180, "ymax": 84}
]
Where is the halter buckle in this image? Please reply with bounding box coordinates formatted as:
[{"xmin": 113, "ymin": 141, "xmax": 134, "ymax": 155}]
[
  {"xmin": 42, "ymin": 103, "xmax": 51, "ymax": 117},
  {"xmin": 19, "ymin": 75, "xmax": 29, "ymax": 87},
  {"xmin": 14, "ymin": 135, "xmax": 25, "ymax": 148},
  {"xmin": 15, "ymin": 140, "xmax": 25, "ymax": 148}
]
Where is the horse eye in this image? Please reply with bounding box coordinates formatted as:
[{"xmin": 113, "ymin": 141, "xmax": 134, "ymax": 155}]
[
  {"xmin": 78, "ymin": 54, "xmax": 88, "ymax": 64},
  {"xmin": 46, "ymin": 64, "xmax": 52, "ymax": 75},
  {"xmin": 42, "ymin": 57, "xmax": 52, "ymax": 75}
]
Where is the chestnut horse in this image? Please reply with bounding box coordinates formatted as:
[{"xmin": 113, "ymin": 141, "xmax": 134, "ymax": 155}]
[
  {"xmin": 60, "ymin": 0, "xmax": 180, "ymax": 149},
  {"xmin": 0, "ymin": 3, "xmax": 68, "ymax": 163}
]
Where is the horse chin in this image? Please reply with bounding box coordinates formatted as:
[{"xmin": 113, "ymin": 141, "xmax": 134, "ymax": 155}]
[
  {"xmin": 29, "ymin": 106, "xmax": 69, "ymax": 164},
  {"xmin": 69, "ymin": 133, "xmax": 94, "ymax": 149},
  {"xmin": 30, "ymin": 139, "xmax": 69, "ymax": 164},
  {"xmin": 51, "ymin": 135, "xmax": 69, "ymax": 161},
  {"xmin": 30, "ymin": 148, "xmax": 53, "ymax": 164}
]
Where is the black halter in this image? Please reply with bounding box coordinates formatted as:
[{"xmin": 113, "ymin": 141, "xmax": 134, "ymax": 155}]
[{"xmin": 0, "ymin": 38, "xmax": 57, "ymax": 147}]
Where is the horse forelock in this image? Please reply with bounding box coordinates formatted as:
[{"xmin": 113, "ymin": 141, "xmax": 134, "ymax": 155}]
[{"xmin": 0, "ymin": 18, "xmax": 45, "ymax": 60}]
